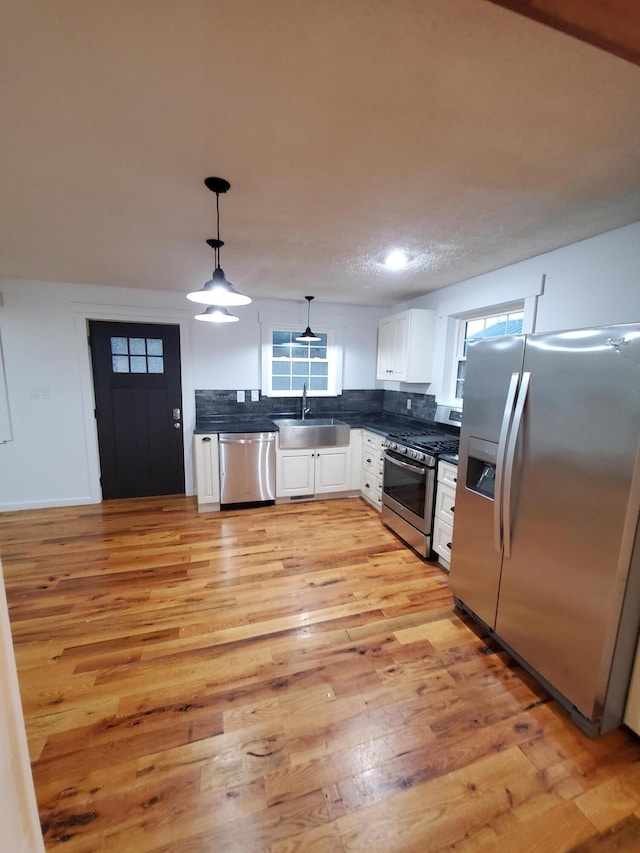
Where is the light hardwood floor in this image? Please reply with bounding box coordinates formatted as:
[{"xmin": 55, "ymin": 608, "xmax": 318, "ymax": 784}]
[{"xmin": 1, "ymin": 495, "xmax": 640, "ymax": 852}]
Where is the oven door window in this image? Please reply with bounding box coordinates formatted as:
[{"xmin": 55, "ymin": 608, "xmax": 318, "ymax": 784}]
[{"xmin": 384, "ymin": 454, "xmax": 427, "ymax": 518}]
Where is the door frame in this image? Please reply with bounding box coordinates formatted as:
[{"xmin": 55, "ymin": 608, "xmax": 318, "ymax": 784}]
[{"xmin": 70, "ymin": 301, "xmax": 195, "ymax": 503}]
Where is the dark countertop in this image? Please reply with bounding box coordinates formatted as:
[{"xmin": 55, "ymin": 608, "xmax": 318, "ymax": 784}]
[
  {"xmin": 194, "ymin": 418, "xmax": 282, "ymax": 434},
  {"xmin": 193, "ymin": 411, "xmax": 448, "ymax": 437},
  {"xmin": 439, "ymin": 452, "xmax": 459, "ymax": 466}
]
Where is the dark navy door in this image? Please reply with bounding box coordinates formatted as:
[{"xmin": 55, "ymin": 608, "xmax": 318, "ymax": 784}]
[{"xmin": 89, "ymin": 320, "xmax": 185, "ymax": 499}]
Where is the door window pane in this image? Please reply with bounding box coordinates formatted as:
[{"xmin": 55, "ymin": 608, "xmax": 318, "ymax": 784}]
[
  {"xmin": 111, "ymin": 337, "xmax": 128, "ymax": 355},
  {"xmin": 109, "ymin": 336, "xmax": 165, "ymax": 374}
]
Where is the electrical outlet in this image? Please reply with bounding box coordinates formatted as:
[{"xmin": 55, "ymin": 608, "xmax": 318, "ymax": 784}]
[
  {"xmin": 251, "ymin": 389, "xmax": 259, "ymax": 402},
  {"xmin": 406, "ymin": 399, "xmax": 412, "ymax": 410},
  {"xmin": 237, "ymin": 390, "xmax": 245, "ymax": 403}
]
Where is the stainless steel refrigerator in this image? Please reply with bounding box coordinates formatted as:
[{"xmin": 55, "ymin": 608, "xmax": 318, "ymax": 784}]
[{"xmin": 449, "ymin": 323, "xmax": 640, "ymax": 736}]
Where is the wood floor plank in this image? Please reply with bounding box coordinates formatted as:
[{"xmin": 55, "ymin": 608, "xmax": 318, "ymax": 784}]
[{"xmin": 2, "ymin": 495, "xmax": 640, "ymax": 851}]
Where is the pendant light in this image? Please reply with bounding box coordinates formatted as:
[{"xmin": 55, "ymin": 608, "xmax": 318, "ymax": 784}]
[
  {"xmin": 194, "ymin": 305, "xmax": 239, "ymax": 323},
  {"xmin": 296, "ymin": 296, "xmax": 321, "ymax": 342},
  {"xmin": 187, "ymin": 177, "xmax": 251, "ymax": 307}
]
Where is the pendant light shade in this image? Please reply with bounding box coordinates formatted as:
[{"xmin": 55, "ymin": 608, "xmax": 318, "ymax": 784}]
[
  {"xmin": 187, "ymin": 263, "xmax": 251, "ymax": 307},
  {"xmin": 296, "ymin": 296, "xmax": 321, "ymax": 342},
  {"xmin": 194, "ymin": 305, "xmax": 239, "ymax": 323},
  {"xmin": 187, "ymin": 177, "xmax": 252, "ymax": 308}
]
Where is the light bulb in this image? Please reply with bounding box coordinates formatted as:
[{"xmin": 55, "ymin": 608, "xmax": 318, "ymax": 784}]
[{"xmin": 384, "ymin": 249, "xmax": 410, "ymax": 270}]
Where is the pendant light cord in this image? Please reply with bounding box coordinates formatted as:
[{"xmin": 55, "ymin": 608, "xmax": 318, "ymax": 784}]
[{"xmin": 216, "ymin": 192, "xmax": 221, "ymax": 269}]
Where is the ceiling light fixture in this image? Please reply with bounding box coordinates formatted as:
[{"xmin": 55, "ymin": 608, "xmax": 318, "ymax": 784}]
[
  {"xmin": 296, "ymin": 296, "xmax": 321, "ymax": 342},
  {"xmin": 187, "ymin": 177, "xmax": 252, "ymax": 307},
  {"xmin": 384, "ymin": 249, "xmax": 410, "ymax": 271},
  {"xmin": 194, "ymin": 305, "xmax": 239, "ymax": 323}
]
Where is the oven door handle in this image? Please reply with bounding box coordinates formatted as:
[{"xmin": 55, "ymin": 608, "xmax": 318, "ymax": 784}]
[{"xmin": 384, "ymin": 453, "xmax": 429, "ymax": 476}]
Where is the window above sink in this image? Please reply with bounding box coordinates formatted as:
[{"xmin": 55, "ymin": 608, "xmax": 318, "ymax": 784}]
[{"xmin": 260, "ymin": 323, "xmax": 343, "ymax": 398}]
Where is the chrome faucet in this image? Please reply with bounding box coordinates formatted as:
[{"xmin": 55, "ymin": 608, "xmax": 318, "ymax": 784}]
[{"xmin": 301, "ymin": 382, "xmax": 311, "ymax": 420}]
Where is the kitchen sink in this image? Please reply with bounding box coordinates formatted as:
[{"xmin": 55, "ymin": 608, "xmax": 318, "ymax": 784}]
[{"xmin": 273, "ymin": 417, "xmax": 350, "ymax": 449}]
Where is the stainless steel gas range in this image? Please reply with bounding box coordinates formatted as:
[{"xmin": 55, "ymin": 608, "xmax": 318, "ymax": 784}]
[{"xmin": 381, "ymin": 412, "xmax": 459, "ymax": 558}]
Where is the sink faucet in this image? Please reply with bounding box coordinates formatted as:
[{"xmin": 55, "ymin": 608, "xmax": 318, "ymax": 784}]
[{"xmin": 301, "ymin": 382, "xmax": 311, "ymax": 420}]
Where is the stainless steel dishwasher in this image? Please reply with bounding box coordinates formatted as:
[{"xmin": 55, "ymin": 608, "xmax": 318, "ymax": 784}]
[{"xmin": 218, "ymin": 432, "xmax": 276, "ymax": 507}]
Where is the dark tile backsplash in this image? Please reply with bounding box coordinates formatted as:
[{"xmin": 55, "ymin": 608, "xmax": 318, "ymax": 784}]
[
  {"xmin": 382, "ymin": 390, "xmax": 438, "ymax": 421},
  {"xmin": 195, "ymin": 389, "xmax": 438, "ymax": 424}
]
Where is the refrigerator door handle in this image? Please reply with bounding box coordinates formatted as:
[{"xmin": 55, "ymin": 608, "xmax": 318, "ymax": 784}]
[
  {"xmin": 502, "ymin": 371, "xmax": 530, "ymax": 558},
  {"xmin": 494, "ymin": 372, "xmax": 520, "ymax": 553}
]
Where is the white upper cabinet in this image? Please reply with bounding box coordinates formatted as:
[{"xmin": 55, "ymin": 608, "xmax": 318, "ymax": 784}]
[{"xmin": 376, "ymin": 308, "xmax": 436, "ymax": 383}]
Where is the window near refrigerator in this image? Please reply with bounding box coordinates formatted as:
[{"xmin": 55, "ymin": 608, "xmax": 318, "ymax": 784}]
[
  {"xmin": 262, "ymin": 325, "xmax": 341, "ymax": 397},
  {"xmin": 454, "ymin": 309, "xmax": 524, "ymax": 401}
]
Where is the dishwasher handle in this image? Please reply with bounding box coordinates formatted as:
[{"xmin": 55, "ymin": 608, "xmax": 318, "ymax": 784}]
[{"xmin": 219, "ymin": 432, "xmax": 276, "ymax": 444}]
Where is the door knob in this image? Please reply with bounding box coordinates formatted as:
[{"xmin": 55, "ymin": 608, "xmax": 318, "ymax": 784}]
[{"xmin": 173, "ymin": 422, "xmax": 181, "ymax": 429}]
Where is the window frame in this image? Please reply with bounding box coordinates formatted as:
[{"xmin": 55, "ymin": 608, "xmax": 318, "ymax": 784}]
[
  {"xmin": 260, "ymin": 323, "xmax": 343, "ymax": 397},
  {"xmin": 451, "ymin": 303, "xmax": 524, "ymax": 404}
]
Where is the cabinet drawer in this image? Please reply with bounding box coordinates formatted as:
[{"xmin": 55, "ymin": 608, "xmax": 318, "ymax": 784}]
[
  {"xmin": 362, "ymin": 430, "xmax": 382, "ymax": 451},
  {"xmin": 435, "ymin": 482, "xmax": 456, "ymax": 526},
  {"xmin": 433, "ymin": 519, "xmax": 454, "ymax": 566},
  {"xmin": 361, "ymin": 446, "xmax": 383, "ymax": 477},
  {"xmin": 360, "ymin": 471, "xmax": 382, "ymax": 508},
  {"xmin": 438, "ymin": 460, "xmax": 458, "ymax": 488}
]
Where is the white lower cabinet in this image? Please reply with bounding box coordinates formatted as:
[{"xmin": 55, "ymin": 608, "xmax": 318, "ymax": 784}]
[
  {"xmin": 433, "ymin": 460, "xmax": 458, "ymax": 570},
  {"xmin": 193, "ymin": 434, "xmax": 220, "ymax": 512},
  {"xmin": 276, "ymin": 445, "xmax": 352, "ymax": 499},
  {"xmin": 360, "ymin": 429, "xmax": 384, "ymax": 511}
]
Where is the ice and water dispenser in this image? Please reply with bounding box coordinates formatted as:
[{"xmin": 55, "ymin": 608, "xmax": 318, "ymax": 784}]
[{"xmin": 465, "ymin": 437, "xmax": 498, "ymax": 499}]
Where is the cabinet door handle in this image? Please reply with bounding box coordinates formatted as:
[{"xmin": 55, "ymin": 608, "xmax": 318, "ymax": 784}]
[
  {"xmin": 446, "ymin": 542, "xmax": 452, "ymax": 550},
  {"xmin": 202, "ymin": 436, "xmax": 211, "ymax": 442},
  {"xmin": 366, "ymin": 457, "xmax": 372, "ymax": 463},
  {"xmin": 450, "ymin": 506, "xmax": 455, "ymax": 513}
]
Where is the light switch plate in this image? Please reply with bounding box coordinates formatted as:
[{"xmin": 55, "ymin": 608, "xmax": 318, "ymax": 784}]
[{"xmin": 237, "ymin": 390, "xmax": 245, "ymax": 403}]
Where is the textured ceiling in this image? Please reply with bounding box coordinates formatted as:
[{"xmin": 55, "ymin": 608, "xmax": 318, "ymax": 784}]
[{"xmin": 1, "ymin": 0, "xmax": 639, "ymax": 307}]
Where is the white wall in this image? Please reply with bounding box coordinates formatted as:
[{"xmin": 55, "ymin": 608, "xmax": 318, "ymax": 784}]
[
  {"xmin": 191, "ymin": 299, "xmax": 383, "ymax": 392},
  {"xmin": 0, "ymin": 279, "xmax": 382, "ymax": 511},
  {"xmin": 398, "ymin": 221, "xmax": 640, "ymax": 402}
]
